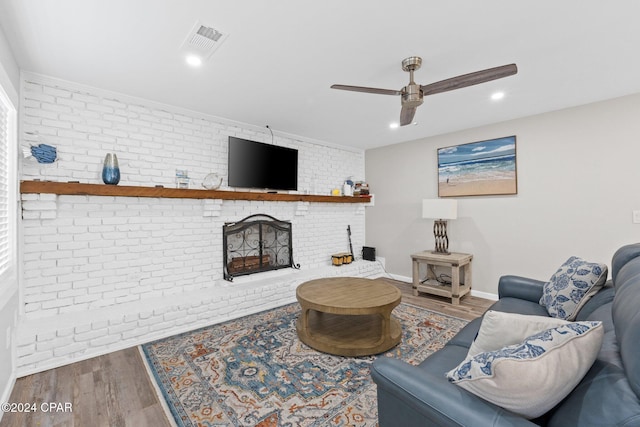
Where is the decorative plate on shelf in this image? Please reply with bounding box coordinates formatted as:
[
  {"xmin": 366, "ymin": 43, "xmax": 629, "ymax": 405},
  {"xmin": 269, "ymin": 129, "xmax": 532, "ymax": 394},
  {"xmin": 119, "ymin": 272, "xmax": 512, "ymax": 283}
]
[{"xmin": 202, "ymin": 173, "xmax": 222, "ymax": 190}]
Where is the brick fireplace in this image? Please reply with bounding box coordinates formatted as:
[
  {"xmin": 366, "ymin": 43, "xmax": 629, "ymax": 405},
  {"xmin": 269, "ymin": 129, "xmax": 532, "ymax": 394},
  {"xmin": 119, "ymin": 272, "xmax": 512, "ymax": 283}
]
[{"xmin": 15, "ymin": 72, "xmax": 372, "ymax": 375}]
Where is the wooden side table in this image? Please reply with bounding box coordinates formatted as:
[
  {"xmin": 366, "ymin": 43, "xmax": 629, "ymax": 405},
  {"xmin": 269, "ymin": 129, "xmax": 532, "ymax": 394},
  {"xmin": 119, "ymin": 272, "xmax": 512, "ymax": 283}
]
[{"xmin": 411, "ymin": 251, "xmax": 473, "ymax": 305}]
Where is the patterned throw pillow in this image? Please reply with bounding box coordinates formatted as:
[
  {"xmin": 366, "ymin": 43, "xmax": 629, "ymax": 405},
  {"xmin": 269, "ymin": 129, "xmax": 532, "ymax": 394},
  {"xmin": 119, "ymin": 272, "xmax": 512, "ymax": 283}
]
[
  {"xmin": 539, "ymin": 256, "xmax": 607, "ymax": 320},
  {"xmin": 446, "ymin": 321, "xmax": 604, "ymax": 419},
  {"xmin": 468, "ymin": 310, "xmax": 569, "ymax": 356}
]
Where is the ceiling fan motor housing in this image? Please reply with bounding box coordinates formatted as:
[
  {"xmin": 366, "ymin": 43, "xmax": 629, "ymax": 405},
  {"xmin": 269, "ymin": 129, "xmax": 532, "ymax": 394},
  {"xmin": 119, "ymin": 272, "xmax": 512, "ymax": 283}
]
[{"xmin": 402, "ymin": 84, "xmax": 424, "ymax": 108}]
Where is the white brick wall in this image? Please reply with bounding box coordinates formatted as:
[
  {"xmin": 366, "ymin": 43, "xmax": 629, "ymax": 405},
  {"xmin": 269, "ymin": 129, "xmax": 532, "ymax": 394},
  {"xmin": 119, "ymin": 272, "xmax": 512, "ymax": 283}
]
[
  {"xmin": 21, "ymin": 74, "xmax": 363, "ymax": 193},
  {"xmin": 17, "ymin": 73, "xmax": 375, "ymax": 374},
  {"xmin": 17, "ymin": 260, "xmax": 385, "ymax": 375}
]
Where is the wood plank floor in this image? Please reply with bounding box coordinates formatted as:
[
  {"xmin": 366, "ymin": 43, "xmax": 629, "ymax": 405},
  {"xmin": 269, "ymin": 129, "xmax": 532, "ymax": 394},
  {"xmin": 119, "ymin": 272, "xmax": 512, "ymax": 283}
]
[
  {"xmin": 1, "ymin": 346, "xmax": 172, "ymax": 427},
  {"xmin": 1, "ymin": 279, "xmax": 492, "ymax": 427},
  {"xmin": 390, "ymin": 279, "xmax": 493, "ymax": 321}
]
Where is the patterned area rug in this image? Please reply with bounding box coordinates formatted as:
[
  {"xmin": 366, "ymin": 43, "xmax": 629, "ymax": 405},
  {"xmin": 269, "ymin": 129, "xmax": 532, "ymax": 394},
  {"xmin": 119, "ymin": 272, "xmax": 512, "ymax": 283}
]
[{"xmin": 141, "ymin": 303, "xmax": 467, "ymax": 427}]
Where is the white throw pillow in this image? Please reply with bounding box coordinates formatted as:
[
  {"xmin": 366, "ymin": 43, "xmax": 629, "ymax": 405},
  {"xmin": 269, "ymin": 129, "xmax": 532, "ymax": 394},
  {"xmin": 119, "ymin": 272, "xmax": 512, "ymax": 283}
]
[
  {"xmin": 468, "ymin": 310, "xmax": 569, "ymax": 356},
  {"xmin": 447, "ymin": 321, "xmax": 604, "ymax": 419},
  {"xmin": 539, "ymin": 256, "xmax": 607, "ymax": 320}
]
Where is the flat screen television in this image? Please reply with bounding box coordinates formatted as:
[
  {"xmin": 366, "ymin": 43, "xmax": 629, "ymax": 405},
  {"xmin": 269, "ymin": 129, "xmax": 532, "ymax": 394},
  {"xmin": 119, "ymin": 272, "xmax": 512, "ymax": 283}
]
[{"xmin": 228, "ymin": 136, "xmax": 298, "ymax": 191}]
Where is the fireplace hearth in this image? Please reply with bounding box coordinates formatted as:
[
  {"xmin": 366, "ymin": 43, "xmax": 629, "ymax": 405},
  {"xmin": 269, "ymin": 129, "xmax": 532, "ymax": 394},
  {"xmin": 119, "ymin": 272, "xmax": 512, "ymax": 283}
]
[{"xmin": 223, "ymin": 214, "xmax": 299, "ymax": 281}]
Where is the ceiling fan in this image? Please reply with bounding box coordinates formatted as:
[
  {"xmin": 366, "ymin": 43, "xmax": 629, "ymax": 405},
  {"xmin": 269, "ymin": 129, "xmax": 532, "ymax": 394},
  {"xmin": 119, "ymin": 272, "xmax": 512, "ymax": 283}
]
[{"xmin": 331, "ymin": 57, "xmax": 517, "ymax": 126}]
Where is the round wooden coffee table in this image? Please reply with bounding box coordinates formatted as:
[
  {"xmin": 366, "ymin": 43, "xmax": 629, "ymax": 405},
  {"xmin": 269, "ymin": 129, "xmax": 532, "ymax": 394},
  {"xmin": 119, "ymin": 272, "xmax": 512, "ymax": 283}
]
[{"xmin": 295, "ymin": 277, "xmax": 402, "ymax": 356}]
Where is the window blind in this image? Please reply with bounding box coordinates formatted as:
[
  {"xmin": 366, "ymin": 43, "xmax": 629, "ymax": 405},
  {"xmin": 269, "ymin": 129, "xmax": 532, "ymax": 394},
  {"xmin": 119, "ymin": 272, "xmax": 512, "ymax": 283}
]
[{"xmin": 0, "ymin": 98, "xmax": 9, "ymax": 276}]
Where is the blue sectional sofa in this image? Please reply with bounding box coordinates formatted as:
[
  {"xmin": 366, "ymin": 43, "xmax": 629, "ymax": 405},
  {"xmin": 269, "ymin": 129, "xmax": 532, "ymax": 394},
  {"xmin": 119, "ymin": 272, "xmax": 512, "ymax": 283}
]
[{"xmin": 371, "ymin": 243, "xmax": 640, "ymax": 426}]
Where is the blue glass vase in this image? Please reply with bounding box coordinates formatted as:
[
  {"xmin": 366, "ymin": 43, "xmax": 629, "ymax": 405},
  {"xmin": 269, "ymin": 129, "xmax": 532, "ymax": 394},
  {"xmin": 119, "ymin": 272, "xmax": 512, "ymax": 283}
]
[{"xmin": 102, "ymin": 153, "xmax": 120, "ymax": 185}]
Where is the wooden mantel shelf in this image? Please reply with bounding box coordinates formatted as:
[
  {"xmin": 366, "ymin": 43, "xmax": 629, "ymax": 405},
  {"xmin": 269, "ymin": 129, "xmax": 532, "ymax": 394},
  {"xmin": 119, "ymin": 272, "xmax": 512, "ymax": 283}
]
[{"xmin": 20, "ymin": 181, "xmax": 372, "ymax": 204}]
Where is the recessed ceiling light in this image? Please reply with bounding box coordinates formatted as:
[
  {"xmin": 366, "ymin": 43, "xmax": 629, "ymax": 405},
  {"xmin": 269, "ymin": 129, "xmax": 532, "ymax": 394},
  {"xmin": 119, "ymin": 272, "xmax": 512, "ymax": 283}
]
[
  {"xmin": 186, "ymin": 54, "xmax": 202, "ymax": 67},
  {"xmin": 491, "ymin": 91, "xmax": 505, "ymax": 100},
  {"xmin": 389, "ymin": 122, "xmax": 400, "ymax": 129}
]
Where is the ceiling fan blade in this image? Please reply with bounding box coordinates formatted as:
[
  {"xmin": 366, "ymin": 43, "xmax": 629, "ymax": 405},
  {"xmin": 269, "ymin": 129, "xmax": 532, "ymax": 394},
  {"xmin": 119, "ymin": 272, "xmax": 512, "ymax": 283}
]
[
  {"xmin": 330, "ymin": 84, "xmax": 402, "ymax": 96},
  {"xmin": 400, "ymin": 106, "xmax": 417, "ymax": 126},
  {"xmin": 421, "ymin": 64, "xmax": 517, "ymax": 96}
]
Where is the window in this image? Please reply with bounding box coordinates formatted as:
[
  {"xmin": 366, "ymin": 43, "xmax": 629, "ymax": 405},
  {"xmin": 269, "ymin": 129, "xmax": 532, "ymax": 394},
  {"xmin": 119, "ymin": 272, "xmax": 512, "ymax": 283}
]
[{"xmin": 0, "ymin": 85, "xmax": 16, "ymax": 283}]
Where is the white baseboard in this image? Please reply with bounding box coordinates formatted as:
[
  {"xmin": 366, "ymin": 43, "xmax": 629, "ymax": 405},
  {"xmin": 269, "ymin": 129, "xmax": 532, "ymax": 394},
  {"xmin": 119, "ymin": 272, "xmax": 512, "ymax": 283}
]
[
  {"xmin": 471, "ymin": 289, "xmax": 499, "ymax": 301},
  {"xmin": 388, "ymin": 273, "xmax": 411, "ymax": 282},
  {"xmin": 0, "ymin": 372, "xmax": 16, "ymax": 423}
]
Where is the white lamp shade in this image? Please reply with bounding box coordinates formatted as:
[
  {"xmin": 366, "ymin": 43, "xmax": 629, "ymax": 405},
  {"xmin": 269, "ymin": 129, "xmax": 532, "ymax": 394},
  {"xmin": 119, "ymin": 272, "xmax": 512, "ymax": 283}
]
[{"xmin": 422, "ymin": 199, "xmax": 458, "ymax": 220}]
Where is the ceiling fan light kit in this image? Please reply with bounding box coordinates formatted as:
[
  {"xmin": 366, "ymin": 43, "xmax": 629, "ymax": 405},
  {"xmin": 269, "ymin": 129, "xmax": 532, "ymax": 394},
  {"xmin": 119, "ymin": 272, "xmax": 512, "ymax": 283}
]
[{"xmin": 331, "ymin": 57, "xmax": 517, "ymax": 127}]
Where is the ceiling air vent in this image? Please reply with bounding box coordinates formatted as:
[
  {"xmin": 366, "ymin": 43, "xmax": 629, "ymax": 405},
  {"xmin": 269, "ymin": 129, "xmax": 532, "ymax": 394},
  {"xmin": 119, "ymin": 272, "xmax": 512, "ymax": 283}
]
[{"xmin": 180, "ymin": 21, "xmax": 229, "ymax": 60}]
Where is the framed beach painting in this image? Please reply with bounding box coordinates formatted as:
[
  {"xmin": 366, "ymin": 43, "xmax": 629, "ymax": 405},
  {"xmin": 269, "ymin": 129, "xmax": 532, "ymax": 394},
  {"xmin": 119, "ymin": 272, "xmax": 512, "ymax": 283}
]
[{"xmin": 438, "ymin": 136, "xmax": 517, "ymax": 197}]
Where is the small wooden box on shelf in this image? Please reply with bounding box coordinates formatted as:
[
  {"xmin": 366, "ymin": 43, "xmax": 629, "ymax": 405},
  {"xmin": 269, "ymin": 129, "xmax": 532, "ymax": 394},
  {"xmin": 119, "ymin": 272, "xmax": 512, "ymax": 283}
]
[{"xmin": 411, "ymin": 251, "xmax": 473, "ymax": 305}]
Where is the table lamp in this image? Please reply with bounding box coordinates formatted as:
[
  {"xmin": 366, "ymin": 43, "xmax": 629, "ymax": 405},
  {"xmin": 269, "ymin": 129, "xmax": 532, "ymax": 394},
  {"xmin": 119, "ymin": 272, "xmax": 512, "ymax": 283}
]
[{"xmin": 422, "ymin": 199, "xmax": 458, "ymax": 254}]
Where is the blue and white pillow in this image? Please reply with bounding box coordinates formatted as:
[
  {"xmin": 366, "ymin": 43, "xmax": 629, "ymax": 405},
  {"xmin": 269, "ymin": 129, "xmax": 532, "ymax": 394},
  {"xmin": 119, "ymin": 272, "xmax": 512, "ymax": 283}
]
[
  {"xmin": 539, "ymin": 256, "xmax": 607, "ymax": 320},
  {"xmin": 467, "ymin": 310, "xmax": 569, "ymax": 356},
  {"xmin": 446, "ymin": 321, "xmax": 603, "ymax": 419}
]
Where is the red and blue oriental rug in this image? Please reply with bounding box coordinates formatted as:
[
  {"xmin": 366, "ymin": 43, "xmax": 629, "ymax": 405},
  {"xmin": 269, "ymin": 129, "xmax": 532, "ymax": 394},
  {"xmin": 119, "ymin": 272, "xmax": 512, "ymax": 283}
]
[{"xmin": 141, "ymin": 303, "xmax": 467, "ymax": 426}]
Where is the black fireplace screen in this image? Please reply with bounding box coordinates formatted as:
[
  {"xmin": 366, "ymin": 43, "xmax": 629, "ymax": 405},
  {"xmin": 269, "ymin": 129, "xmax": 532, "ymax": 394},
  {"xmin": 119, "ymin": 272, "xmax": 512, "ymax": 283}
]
[{"xmin": 223, "ymin": 214, "xmax": 299, "ymax": 281}]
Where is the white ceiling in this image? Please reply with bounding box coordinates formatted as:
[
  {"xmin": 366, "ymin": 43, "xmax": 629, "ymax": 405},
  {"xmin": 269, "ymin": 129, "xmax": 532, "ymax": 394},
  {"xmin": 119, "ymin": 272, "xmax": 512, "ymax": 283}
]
[{"xmin": 1, "ymin": 0, "xmax": 640, "ymax": 150}]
